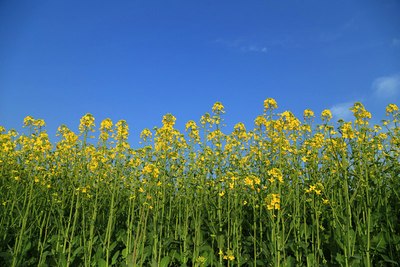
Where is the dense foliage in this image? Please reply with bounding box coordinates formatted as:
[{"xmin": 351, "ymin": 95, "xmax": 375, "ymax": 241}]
[{"xmin": 1, "ymin": 99, "xmax": 399, "ymax": 266}]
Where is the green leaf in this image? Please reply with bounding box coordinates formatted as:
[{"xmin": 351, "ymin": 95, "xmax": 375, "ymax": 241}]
[
  {"xmin": 22, "ymin": 241, "xmax": 32, "ymax": 254},
  {"xmin": 109, "ymin": 241, "xmax": 118, "ymax": 252},
  {"xmin": 97, "ymin": 258, "xmax": 107, "ymax": 267},
  {"xmin": 217, "ymin": 234, "xmax": 225, "ymax": 248},
  {"xmin": 199, "ymin": 244, "xmax": 213, "ymax": 253},
  {"xmin": 282, "ymin": 256, "xmax": 295, "ymax": 267},
  {"xmin": 160, "ymin": 256, "xmax": 171, "ymax": 267},
  {"xmin": 170, "ymin": 250, "xmax": 181, "ymax": 262},
  {"xmin": 349, "ymin": 254, "xmax": 361, "ymax": 265},
  {"xmin": 121, "ymin": 248, "xmax": 128, "ymax": 258},
  {"xmin": 59, "ymin": 255, "xmax": 67, "ymax": 267},
  {"xmin": 306, "ymin": 253, "xmax": 315, "ymax": 267},
  {"xmin": 382, "ymin": 255, "xmax": 399, "ymax": 265},
  {"xmin": 72, "ymin": 246, "xmax": 84, "ymax": 259},
  {"xmin": 335, "ymin": 253, "xmax": 345, "ymax": 266},
  {"xmin": 112, "ymin": 250, "xmax": 120, "ymax": 265},
  {"xmin": 371, "ymin": 232, "xmax": 387, "ymax": 252}
]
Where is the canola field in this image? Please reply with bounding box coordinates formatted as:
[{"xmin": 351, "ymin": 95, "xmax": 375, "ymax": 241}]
[{"xmin": 0, "ymin": 99, "xmax": 399, "ymax": 266}]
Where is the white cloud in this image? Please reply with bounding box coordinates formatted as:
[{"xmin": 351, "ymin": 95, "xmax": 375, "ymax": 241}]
[
  {"xmin": 392, "ymin": 38, "xmax": 400, "ymax": 47},
  {"xmin": 241, "ymin": 45, "xmax": 268, "ymax": 53},
  {"xmin": 330, "ymin": 102, "xmax": 353, "ymax": 121},
  {"xmin": 214, "ymin": 38, "xmax": 268, "ymax": 54},
  {"xmin": 372, "ymin": 73, "xmax": 400, "ymax": 98}
]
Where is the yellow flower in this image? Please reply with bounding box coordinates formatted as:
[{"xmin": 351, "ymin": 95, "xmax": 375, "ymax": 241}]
[
  {"xmin": 254, "ymin": 116, "xmax": 267, "ymax": 127},
  {"xmin": 321, "ymin": 109, "xmax": 332, "ymax": 121},
  {"xmin": 185, "ymin": 120, "xmax": 200, "ymax": 142},
  {"xmin": 115, "ymin": 120, "xmax": 129, "ymax": 140},
  {"xmin": 212, "ymin": 102, "xmax": 225, "ymax": 114},
  {"xmin": 79, "ymin": 113, "xmax": 95, "ymax": 133},
  {"xmin": 303, "ymin": 109, "xmax": 315, "ymax": 118},
  {"xmin": 162, "ymin": 114, "xmax": 176, "ymax": 129},
  {"xmin": 351, "ymin": 102, "xmax": 371, "ymax": 125},
  {"xmin": 266, "ymin": 194, "xmax": 280, "ymax": 210},
  {"xmin": 386, "ymin": 103, "xmax": 399, "ymax": 115},
  {"xmin": 142, "ymin": 163, "xmax": 160, "ymax": 178},
  {"xmin": 306, "ymin": 183, "xmax": 324, "ymax": 195},
  {"xmin": 229, "ymin": 182, "xmax": 234, "ymax": 189},
  {"xmin": 341, "ymin": 122, "xmax": 355, "ymax": 139},
  {"xmin": 280, "ymin": 111, "xmax": 300, "ymax": 131},
  {"xmin": 264, "ymin": 98, "xmax": 278, "ymax": 110},
  {"xmin": 23, "ymin": 116, "xmax": 35, "ymax": 127},
  {"xmin": 379, "ymin": 133, "xmax": 387, "ymax": 140},
  {"xmin": 100, "ymin": 118, "xmax": 113, "ymax": 141},
  {"xmin": 33, "ymin": 119, "xmax": 45, "ymax": 127},
  {"xmin": 233, "ymin": 122, "xmax": 248, "ymax": 139},
  {"xmin": 267, "ymin": 168, "xmax": 283, "ymax": 183},
  {"xmin": 244, "ymin": 177, "xmax": 253, "ymax": 186},
  {"xmin": 100, "ymin": 118, "xmax": 113, "ymax": 131},
  {"xmin": 223, "ymin": 250, "xmax": 235, "ymax": 261},
  {"xmin": 140, "ymin": 128, "xmax": 152, "ymax": 141},
  {"xmin": 200, "ymin": 113, "xmax": 213, "ymax": 126}
]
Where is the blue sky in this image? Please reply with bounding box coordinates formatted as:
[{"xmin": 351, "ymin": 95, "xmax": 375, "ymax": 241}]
[{"xmin": 1, "ymin": 0, "xmax": 399, "ymax": 145}]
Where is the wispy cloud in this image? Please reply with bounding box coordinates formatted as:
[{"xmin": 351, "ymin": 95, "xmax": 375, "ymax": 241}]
[
  {"xmin": 330, "ymin": 102, "xmax": 354, "ymax": 121},
  {"xmin": 372, "ymin": 73, "xmax": 400, "ymax": 98},
  {"xmin": 241, "ymin": 45, "xmax": 268, "ymax": 53},
  {"xmin": 214, "ymin": 38, "xmax": 268, "ymax": 54},
  {"xmin": 318, "ymin": 17, "xmax": 358, "ymax": 43},
  {"xmin": 329, "ymin": 72, "xmax": 399, "ymax": 123},
  {"xmin": 318, "ymin": 32, "xmax": 342, "ymax": 43},
  {"xmin": 392, "ymin": 38, "xmax": 400, "ymax": 47}
]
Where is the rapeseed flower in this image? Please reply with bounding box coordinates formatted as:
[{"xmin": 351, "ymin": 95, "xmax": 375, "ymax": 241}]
[
  {"xmin": 266, "ymin": 194, "xmax": 280, "ymax": 210},
  {"xmin": 304, "ymin": 109, "xmax": 315, "ymax": 119},
  {"xmin": 267, "ymin": 168, "xmax": 283, "ymax": 183},
  {"xmin": 114, "ymin": 120, "xmax": 129, "ymax": 141},
  {"xmin": 100, "ymin": 118, "xmax": 113, "ymax": 141},
  {"xmin": 351, "ymin": 102, "xmax": 371, "ymax": 125},
  {"xmin": 185, "ymin": 120, "xmax": 200, "ymax": 143},
  {"xmin": 140, "ymin": 128, "xmax": 152, "ymax": 141},
  {"xmin": 23, "ymin": 116, "xmax": 35, "ymax": 127},
  {"xmin": 321, "ymin": 109, "xmax": 332, "ymax": 121},
  {"xmin": 79, "ymin": 113, "xmax": 95, "ymax": 133},
  {"xmin": 341, "ymin": 122, "xmax": 355, "ymax": 139},
  {"xmin": 223, "ymin": 250, "xmax": 235, "ymax": 261},
  {"xmin": 212, "ymin": 101, "xmax": 225, "ymax": 114},
  {"xmin": 264, "ymin": 98, "xmax": 278, "ymax": 110},
  {"xmin": 386, "ymin": 103, "xmax": 399, "ymax": 115}
]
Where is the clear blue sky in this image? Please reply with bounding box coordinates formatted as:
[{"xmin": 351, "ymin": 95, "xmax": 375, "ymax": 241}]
[{"xmin": 1, "ymin": 0, "xmax": 399, "ymax": 145}]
